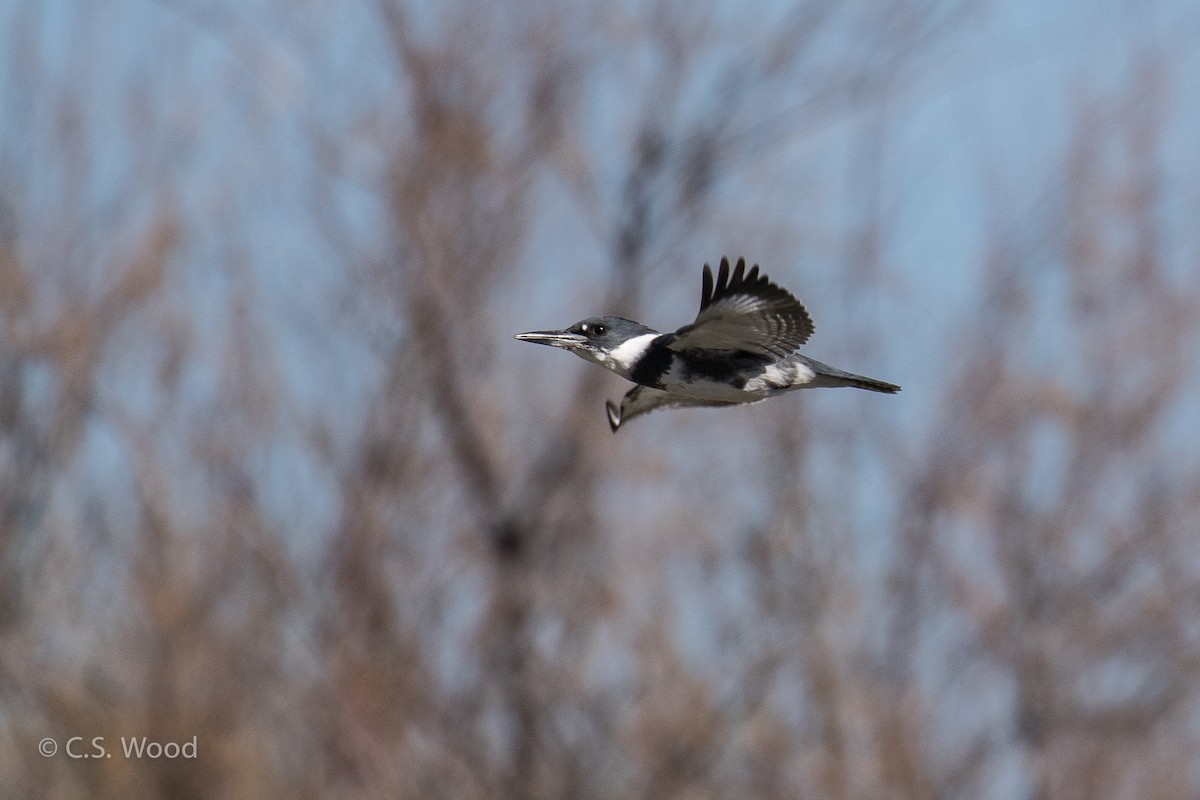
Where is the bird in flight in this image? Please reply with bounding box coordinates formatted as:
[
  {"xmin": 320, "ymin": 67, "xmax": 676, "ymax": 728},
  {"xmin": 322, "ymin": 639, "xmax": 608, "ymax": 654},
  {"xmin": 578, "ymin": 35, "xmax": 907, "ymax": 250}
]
[{"xmin": 516, "ymin": 257, "xmax": 900, "ymax": 431}]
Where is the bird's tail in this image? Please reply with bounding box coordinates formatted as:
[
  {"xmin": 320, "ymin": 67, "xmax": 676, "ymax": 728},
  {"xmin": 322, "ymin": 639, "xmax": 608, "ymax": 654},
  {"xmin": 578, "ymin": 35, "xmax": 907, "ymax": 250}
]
[
  {"xmin": 802, "ymin": 357, "xmax": 901, "ymax": 394},
  {"xmin": 834, "ymin": 373, "xmax": 901, "ymax": 393}
]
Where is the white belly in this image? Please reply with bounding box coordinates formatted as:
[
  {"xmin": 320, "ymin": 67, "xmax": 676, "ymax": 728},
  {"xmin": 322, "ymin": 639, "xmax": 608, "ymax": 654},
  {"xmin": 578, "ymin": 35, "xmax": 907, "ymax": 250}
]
[{"xmin": 658, "ymin": 359, "xmax": 816, "ymax": 400}]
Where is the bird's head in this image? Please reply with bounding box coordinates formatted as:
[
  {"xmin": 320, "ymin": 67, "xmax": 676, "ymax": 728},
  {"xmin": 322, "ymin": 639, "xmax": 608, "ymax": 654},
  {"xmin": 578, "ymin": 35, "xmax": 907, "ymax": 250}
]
[{"xmin": 515, "ymin": 316, "xmax": 658, "ymax": 375}]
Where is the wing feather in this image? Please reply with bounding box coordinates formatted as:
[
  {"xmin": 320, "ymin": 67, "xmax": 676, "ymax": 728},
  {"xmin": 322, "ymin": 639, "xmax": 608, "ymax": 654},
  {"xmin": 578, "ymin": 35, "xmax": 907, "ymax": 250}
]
[
  {"xmin": 606, "ymin": 386, "xmax": 739, "ymax": 432},
  {"xmin": 670, "ymin": 257, "xmax": 814, "ymax": 359}
]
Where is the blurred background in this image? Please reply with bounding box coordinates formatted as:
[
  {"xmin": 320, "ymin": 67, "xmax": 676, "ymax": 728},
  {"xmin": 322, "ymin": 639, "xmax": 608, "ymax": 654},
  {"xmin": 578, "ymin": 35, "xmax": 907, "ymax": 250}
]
[{"xmin": 3, "ymin": 0, "xmax": 1200, "ymax": 798}]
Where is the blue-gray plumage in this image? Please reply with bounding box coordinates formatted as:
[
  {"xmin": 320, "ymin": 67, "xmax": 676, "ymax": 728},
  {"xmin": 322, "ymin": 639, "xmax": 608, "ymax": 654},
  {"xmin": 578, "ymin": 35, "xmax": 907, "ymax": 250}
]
[{"xmin": 516, "ymin": 257, "xmax": 900, "ymax": 431}]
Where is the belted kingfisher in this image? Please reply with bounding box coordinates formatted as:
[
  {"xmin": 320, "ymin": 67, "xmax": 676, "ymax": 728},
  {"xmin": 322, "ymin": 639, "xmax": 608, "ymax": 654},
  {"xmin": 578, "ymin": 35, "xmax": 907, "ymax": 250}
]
[{"xmin": 516, "ymin": 257, "xmax": 900, "ymax": 432}]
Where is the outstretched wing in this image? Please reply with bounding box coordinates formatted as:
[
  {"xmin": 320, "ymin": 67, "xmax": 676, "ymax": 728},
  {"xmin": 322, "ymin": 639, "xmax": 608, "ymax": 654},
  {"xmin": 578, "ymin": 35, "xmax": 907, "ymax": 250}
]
[
  {"xmin": 667, "ymin": 257, "xmax": 814, "ymax": 359},
  {"xmin": 606, "ymin": 385, "xmax": 741, "ymax": 432}
]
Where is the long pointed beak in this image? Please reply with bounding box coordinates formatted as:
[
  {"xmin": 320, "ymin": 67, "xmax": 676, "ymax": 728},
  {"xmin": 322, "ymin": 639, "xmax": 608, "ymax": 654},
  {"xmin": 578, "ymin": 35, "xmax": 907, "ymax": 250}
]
[{"xmin": 514, "ymin": 329, "xmax": 587, "ymax": 349}]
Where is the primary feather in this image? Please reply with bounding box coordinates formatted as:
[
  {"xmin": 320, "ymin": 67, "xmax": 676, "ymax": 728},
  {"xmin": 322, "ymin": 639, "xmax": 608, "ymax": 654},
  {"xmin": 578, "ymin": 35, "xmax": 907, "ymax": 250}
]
[{"xmin": 667, "ymin": 257, "xmax": 814, "ymax": 359}]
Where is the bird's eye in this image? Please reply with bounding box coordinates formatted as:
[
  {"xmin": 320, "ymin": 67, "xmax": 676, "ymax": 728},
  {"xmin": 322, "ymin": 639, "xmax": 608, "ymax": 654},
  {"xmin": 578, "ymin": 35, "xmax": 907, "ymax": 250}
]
[{"xmin": 594, "ymin": 324, "xmax": 606, "ymax": 336}]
